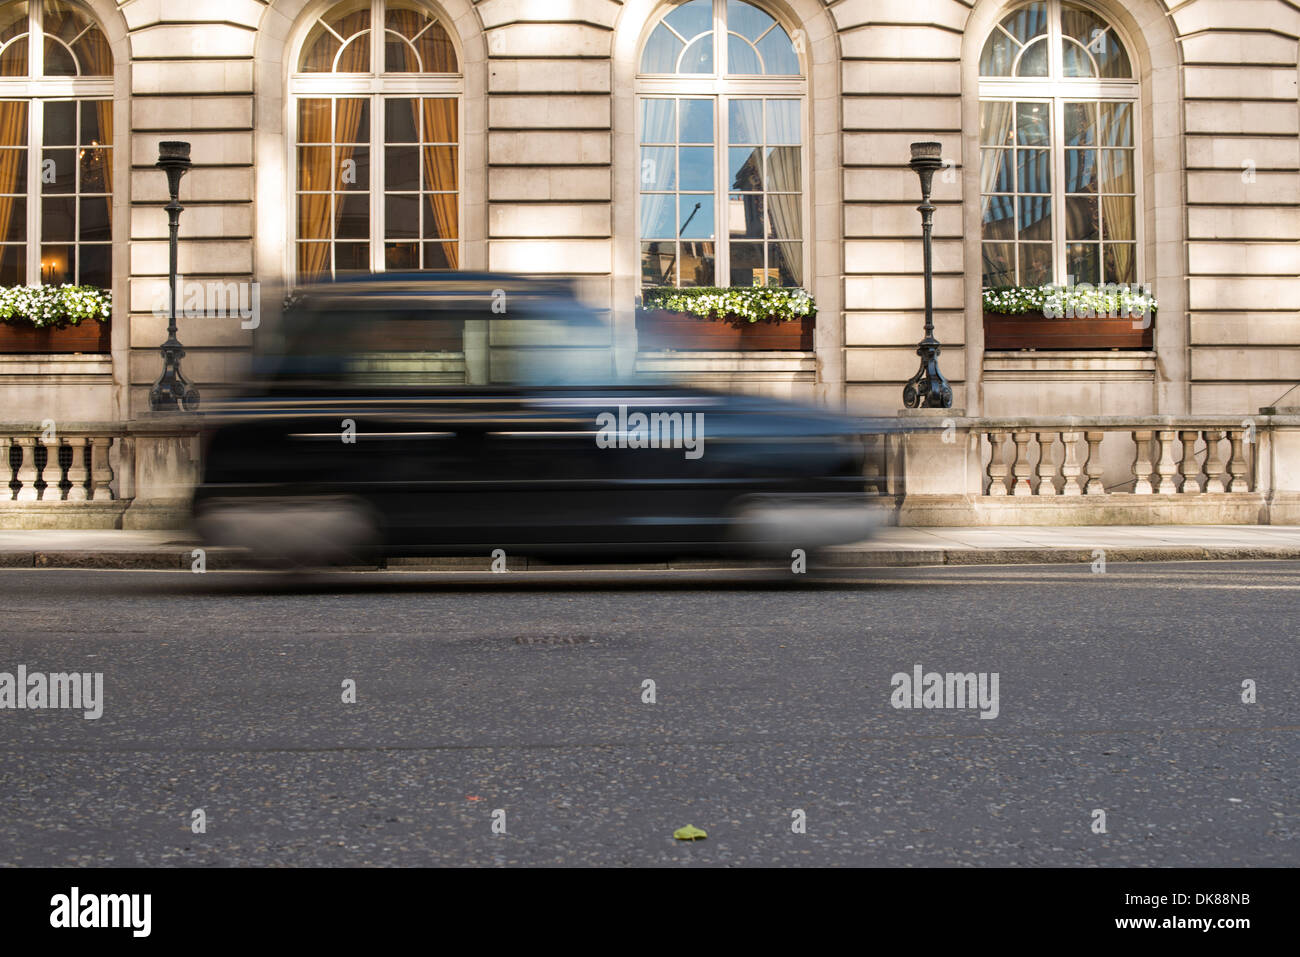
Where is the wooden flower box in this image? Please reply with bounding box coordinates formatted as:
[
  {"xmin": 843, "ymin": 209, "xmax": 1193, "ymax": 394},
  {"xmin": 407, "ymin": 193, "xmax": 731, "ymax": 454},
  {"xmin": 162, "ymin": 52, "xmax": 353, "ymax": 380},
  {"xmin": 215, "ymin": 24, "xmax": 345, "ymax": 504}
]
[
  {"xmin": 0, "ymin": 320, "xmax": 111, "ymax": 354},
  {"xmin": 636, "ymin": 309, "xmax": 814, "ymax": 352},
  {"xmin": 983, "ymin": 311, "xmax": 1153, "ymax": 350}
]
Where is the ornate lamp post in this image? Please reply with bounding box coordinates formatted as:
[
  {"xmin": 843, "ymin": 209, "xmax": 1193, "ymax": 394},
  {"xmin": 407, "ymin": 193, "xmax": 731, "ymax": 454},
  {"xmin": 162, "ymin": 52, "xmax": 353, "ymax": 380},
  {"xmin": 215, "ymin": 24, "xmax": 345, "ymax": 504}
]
[
  {"xmin": 149, "ymin": 141, "xmax": 200, "ymax": 412},
  {"xmin": 902, "ymin": 141, "xmax": 953, "ymax": 409}
]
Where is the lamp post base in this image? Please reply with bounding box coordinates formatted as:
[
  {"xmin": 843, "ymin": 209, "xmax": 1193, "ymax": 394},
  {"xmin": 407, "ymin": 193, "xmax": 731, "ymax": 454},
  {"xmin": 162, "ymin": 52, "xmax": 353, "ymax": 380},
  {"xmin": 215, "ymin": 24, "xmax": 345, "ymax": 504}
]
[{"xmin": 902, "ymin": 339, "xmax": 953, "ymax": 409}]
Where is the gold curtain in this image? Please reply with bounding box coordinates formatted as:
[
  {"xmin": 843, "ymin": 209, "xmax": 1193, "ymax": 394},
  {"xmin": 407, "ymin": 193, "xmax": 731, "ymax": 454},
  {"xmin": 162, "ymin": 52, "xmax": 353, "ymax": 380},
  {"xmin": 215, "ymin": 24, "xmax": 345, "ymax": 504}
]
[
  {"xmin": 420, "ymin": 97, "xmax": 458, "ymax": 268},
  {"xmin": 0, "ymin": 101, "xmax": 27, "ymax": 255},
  {"xmin": 297, "ymin": 101, "xmax": 333, "ymax": 280}
]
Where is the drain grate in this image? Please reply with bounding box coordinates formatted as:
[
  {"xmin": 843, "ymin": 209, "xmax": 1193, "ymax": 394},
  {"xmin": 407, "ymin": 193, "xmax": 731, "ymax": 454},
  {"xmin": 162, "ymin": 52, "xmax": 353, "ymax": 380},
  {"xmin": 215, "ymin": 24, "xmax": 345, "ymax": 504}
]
[{"xmin": 514, "ymin": 634, "xmax": 593, "ymax": 646}]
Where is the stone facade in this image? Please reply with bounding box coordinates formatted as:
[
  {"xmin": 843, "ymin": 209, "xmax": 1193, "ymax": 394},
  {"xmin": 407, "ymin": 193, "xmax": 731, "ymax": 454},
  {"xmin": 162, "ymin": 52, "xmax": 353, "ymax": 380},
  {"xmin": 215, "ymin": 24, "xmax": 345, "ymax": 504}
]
[{"xmin": 4, "ymin": 0, "xmax": 1299, "ymax": 422}]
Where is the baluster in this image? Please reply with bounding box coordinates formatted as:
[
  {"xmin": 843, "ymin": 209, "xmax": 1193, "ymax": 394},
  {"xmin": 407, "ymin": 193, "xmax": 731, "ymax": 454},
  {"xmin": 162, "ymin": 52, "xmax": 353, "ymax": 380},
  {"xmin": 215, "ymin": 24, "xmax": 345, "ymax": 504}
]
[
  {"xmin": 1060, "ymin": 431, "xmax": 1084, "ymax": 496},
  {"xmin": 90, "ymin": 437, "xmax": 114, "ymax": 501},
  {"xmin": 1036, "ymin": 431, "xmax": 1058, "ymax": 496},
  {"xmin": 1178, "ymin": 430, "xmax": 1201, "ymax": 494},
  {"xmin": 0, "ymin": 436, "xmax": 10, "ymax": 501},
  {"xmin": 986, "ymin": 431, "xmax": 1009, "ymax": 496},
  {"xmin": 41, "ymin": 431, "xmax": 64, "ymax": 501},
  {"xmin": 1084, "ymin": 431, "xmax": 1106, "ymax": 495},
  {"xmin": 14, "ymin": 436, "xmax": 39, "ymax": 501},
  {"xmin": 1155, "ymin": 430, "xmax": 1178, "ymax": 494},
  {"xmin": 1227, "ymin": 429, "xmax": 1250, "ymax": 492},
  {"xmin": 1011, "ymin": 431, "xmax": 1033, "ymax": 497},
  {"xmin": 64, "ymin": 437, "xmax": 89, "ymax": 502},
  {"xmin": 1203, "ymin": 430, "xmax": 1226, "ymax": 493},
  {"xmin": 1132, "ymin": 430, "xmax": 1154, "ymax": 494}
]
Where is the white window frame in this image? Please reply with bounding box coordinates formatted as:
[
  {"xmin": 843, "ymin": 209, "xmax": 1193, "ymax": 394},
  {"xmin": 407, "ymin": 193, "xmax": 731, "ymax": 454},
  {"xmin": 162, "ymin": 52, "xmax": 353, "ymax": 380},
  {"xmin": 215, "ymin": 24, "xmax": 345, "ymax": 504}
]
[
  {"xmin": 977, "ymin": 0, "xmax": 1142, "ymax": 288},
  {"xmin": 635, "ymin": 0, "xmax": 809, "ymax": 290},
  {"xmin": 287, "ymin": 0, "xmax": 463, "ymax": 282},
  {"xmin": 0, "ymin": 0, "xmax": 113, "ymax": 286}
]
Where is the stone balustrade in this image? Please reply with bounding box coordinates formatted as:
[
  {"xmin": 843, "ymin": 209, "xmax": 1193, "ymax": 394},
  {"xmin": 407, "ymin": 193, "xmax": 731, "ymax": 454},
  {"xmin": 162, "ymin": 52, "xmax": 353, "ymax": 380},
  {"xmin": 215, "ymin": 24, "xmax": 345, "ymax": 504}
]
[{"xmin": 0, "ymin": 416, "xmax": 202, "ymax": 529}]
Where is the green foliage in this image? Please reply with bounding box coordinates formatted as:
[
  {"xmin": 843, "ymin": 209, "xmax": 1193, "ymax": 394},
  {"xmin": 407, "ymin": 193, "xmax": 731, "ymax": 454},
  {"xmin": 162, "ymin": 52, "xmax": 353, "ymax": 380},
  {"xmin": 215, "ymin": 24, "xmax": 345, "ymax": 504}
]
[
  {"xmin": 0, "ymin": 285, "xmax": 112, "ymax": 328},
  {"xmin": 983, "ymin": 284, "xmax": 1157, "ymax": 320},
  {"xmin": 641, "ymin": 284, "xmax": 816, "ymax": 323}
]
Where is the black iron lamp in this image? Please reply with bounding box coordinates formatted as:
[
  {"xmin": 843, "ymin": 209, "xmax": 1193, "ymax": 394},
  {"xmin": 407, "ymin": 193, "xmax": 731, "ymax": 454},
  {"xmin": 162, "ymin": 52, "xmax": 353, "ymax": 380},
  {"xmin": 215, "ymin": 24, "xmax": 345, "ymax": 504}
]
[
  {"xmin": 902, "ymin": 141, "xmax": 953, "ymax": 409},
  {"xmin": 148, "ymin": 141, "xmax": 200, "ymax": 412}
]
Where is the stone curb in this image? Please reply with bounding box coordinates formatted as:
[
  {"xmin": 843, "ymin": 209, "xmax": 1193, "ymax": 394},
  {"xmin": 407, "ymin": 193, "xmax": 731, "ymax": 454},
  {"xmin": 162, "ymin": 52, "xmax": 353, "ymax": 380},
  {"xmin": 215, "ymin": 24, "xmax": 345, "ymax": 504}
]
[{"xmin": 1, "ymin": 544, "xmax": 1298, "ymax": 571}]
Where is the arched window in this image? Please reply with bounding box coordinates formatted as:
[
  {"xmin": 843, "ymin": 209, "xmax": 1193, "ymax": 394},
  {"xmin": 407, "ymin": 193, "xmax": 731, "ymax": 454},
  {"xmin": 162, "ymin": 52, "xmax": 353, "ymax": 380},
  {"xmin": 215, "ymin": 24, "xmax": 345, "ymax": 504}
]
[
  {"xmin": 0, "ymin": 0, "xmax": 112, "ymax": 287},
  {"xmin": 637, "ymin": 0, "xmax": 806, "ymax": 290},
  {"xmin": 290, "ymin": 0, "xmax": 460, "ymax": 280},
  {"xmin": 978, "ymin": 0, "xmax": 1138, "ymax": 289}
]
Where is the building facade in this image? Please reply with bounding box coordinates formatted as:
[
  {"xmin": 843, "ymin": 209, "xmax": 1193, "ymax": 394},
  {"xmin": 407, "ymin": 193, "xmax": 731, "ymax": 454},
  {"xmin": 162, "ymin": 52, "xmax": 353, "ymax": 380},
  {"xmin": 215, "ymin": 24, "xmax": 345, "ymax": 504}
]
[{"xmin": 2, "ymin": 0, "xmax": 1298, "ymax": 425}]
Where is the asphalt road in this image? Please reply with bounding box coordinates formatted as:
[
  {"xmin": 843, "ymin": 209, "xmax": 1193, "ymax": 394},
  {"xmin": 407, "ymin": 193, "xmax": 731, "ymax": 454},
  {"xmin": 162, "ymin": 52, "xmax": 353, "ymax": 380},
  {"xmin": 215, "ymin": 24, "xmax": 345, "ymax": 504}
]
[{"xmin": 0, "ymin": 562, "xmax": 1297, "ymax": 866}]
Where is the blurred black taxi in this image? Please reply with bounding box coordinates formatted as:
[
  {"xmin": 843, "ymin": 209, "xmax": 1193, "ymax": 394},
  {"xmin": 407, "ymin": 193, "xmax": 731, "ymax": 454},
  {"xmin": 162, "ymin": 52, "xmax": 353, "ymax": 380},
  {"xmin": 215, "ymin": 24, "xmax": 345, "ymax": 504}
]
[{"xmin": 192, "ymin": 273, "xmax": 880, "ymax": 565}]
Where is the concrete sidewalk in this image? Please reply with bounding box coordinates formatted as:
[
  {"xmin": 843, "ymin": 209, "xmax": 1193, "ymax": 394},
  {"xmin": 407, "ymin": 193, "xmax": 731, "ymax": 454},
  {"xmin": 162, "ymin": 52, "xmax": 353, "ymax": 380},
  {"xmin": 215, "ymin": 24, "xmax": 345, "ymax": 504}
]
[{"xmin": 2, "ymin": 526, "xmax": 1300, "ymax": 570}]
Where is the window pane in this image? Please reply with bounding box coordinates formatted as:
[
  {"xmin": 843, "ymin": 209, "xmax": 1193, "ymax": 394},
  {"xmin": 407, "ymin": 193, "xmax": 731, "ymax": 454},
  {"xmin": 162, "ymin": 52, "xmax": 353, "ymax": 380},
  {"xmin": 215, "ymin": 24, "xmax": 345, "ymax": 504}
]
[
  {"xmin": 771, "ymin": 241, "xmax": 801, "ymax": 286},
  {"xmin": 1102, "ymin": 197, "xmax": 1134, "ymax": 241},
  {"xmin": 335, "ymin": 99, "xmax": 368, "ymax": 142},
  {"xmin": 80, "ymin": 101, "xmax": 109, "ymax": 145},
  {"xmin": 79, "ymin": 196, "xmax": 110, "ymax": 241},
  {"xmin": 982, "ymin": 195, "xmax": 1015, "ymax": 241},
  {"xmin": 728, "ymin": 99, "xmax": 761, "ymax": 145},
  {"xmin": 982, "ymin": 149, "xmax": 1012, "ymax": 193},
  {"xmin": 1015, "ymin": 102, "xmax": 1049, "ymax": 146},
  {"xmin": 297, "ymin": 242, "xmax": 330, "ymax": 279},
  {"xmin": 385, "ymin": 145, "xmax": 419, "ymax": 191},
  {"xmin": 678, "ymin": 195, "xmax": 713, "ymax": 239},
  {"xmin": 1104, "ymin": 243, "xmax": 1137, "ymax": 284},
  {"xmin": 1100, "ymin": 103, "xmax": 1133, "ymax": 146},
  {"xmin": 766, "ymin": 99, "xmax": 800, "ymax": 144},
  {"xmin": 667, "ymin": 0, "xmax": 712, "ymax": 39},
  {"xmin": 1100, "ymin": 149, "xmax": 1134, "ymax": 194},
  {"xmin": 980, "ymin": 102, "xmax": 1015, "ymax": 146},
  {"xmin": 1064, "ymin": 102, "xmax": 1096, "ymax": 146},
  {"xmin": 1064, "ymin": 149, "xmax": 1097, "ymax": 193},
  {"xmin": 1004, "ymin": 2, "xmax": 1048, "ymax": 44},
  {"xmin": 385, "ymin": 98, "xmax": 418, "ymax": 143},
  {"xmin": 679, "ymin": 146, "xmax": 713, "ymax": 190},
  {"xmin": 43, "ymin": 38, "xmax": 75, "ymax": 76},
  {"xmin": 1066, "ymin": 243, "xmax": 1099, "ymax": 284},
  {"xmin": 767, "ymin": 193, "xmax": 800, "ymax": 239},
  {"xmin": 980, "ymin": 31, "xmax": 1017, "ymax": 77},
  {"xmin": 1019, "ymin": 243, "xmax": 1052, "ymax": 286},
  {"xmin": 1016, "ymin": 38, "xmax": 1048, "ymax": 77},
  {"xmin": 335, "ymin": 242, "xmax": 368, "ymax": 273},
  {"xmin": 424, "ymin": 241, "xmax": 456, "ymax": 270},
  {"xmin": 766, "ymin": 147, "xmax": 800, "ymax": 192},
  {"xmin": 1018, "ymin": 196, "xmax": 1051, "ymax": 241},
  {"xmin": 678, "ymin": 241, "xmax": 715, "ymax": 285},
  {"xmin": 385, "ymin": 194, "xmax": 419, "ymax": 239},
  {"xmin": 641, "ymin": 25, "xmax": 683, "ymax": 73},
  {"xmin": 728, "ymin": 0, "xmax": 774, "ymax": 41},
  {"xmin": 40, "ymin": 244, "xmax": 73, "ymax": 284},
  {"xmin": 79, "ymin": 145, "xmax": 110, "ymax": 193},
  {"xmin": 338, "ymin": 145, "xmax": 369, "ymax": 190},
  {"xmin": 679, "ymin": 35, "xmax": 713, "ymax": 73},
  {"xmin": 728, "ymin": 147, "xmax": 761, "ymax": 190},
  {"xmin": 642, "ymin": 146, "xmax": 676, "ymax": 190},
  {"xmin": 422, "ymin": 145, "xmax": 456, "ymax": 191},
  {"xmin": 756, "ymin": 26, "xmax": 799, "ymax": 75},
  {"xmin": 727, "ymin": 34, "xmax": 761, "ymax": 75},
  {"xmin": 641, "ymin": 241, "xmax": 675, "ymax": 286},
  {"xmin": 44, "ymin": 100, "xmax": 75, "ymax": 145},
  {"xmin": 1061, "ymin": 39, "xmax": 1096, "ymax": 78},
  {"xmin": 424, "ymin": 99, "xmax": 457, "ymax": 143},
  {"xmin": 298, "ymin": 194, "xmax": 331, "ymax": 241},
  {"xmin": 1016, "ymin": 149, "xmax": 1050, "ymax": 193},
  {"xmin": 0, "ymin": 196, "xmax": 23, "ymax": 243},
  {"xmin": 727, "ymin": 193, "xmax": 762, "ymax": 237},
  {"xmin": 729, "ymin": 241, "xmax": 763, "ymax": 286},
  {"xmin": 679, "ymin": 99, "xmax": 713, "ymax": 143},
  {"xmin": 982, "ymin": 243, "xmax": 1015, "ymax": 287},
  {"xmin": 336, "ymin": 192, "xmax": 369, "ymax": 239},
  {"xmin": 642, "ymin": 99, "xmax": 676, "ymax": 142},
  {"xmin": 79, "ymin": 244, "xmax": 109, "ymax": 288},
  {"xmin": 42, "ymin": 149, "xmax": 74, "ymax": 193},
  {"xmin": 424, "ymin": 193, "xmax": 457, "ymax": 239},
  {"xmin": 640, "ymin": 194, "xmax": 676, "ymax": 239},
  {"xmin": 385, "ymin": 242, "xmax": 418, "ymax": 270},
  {"xmin": 0, "ymin": 101, "xmax": 26, "ymax": 146},
  {"xmin": 1065, "ymin": 195, "xmax": 1098, "ymax": 240},
  {"xmin": 298, "ymin": 99, "xmax": 331, "ymax": 142},
  {"xmin": 298, "ymin": 146, "xmax": 330, "ymax": 190},
  {"xmin": 386, "ymin": 2, "xmax": 457, "ymax": 73}
]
